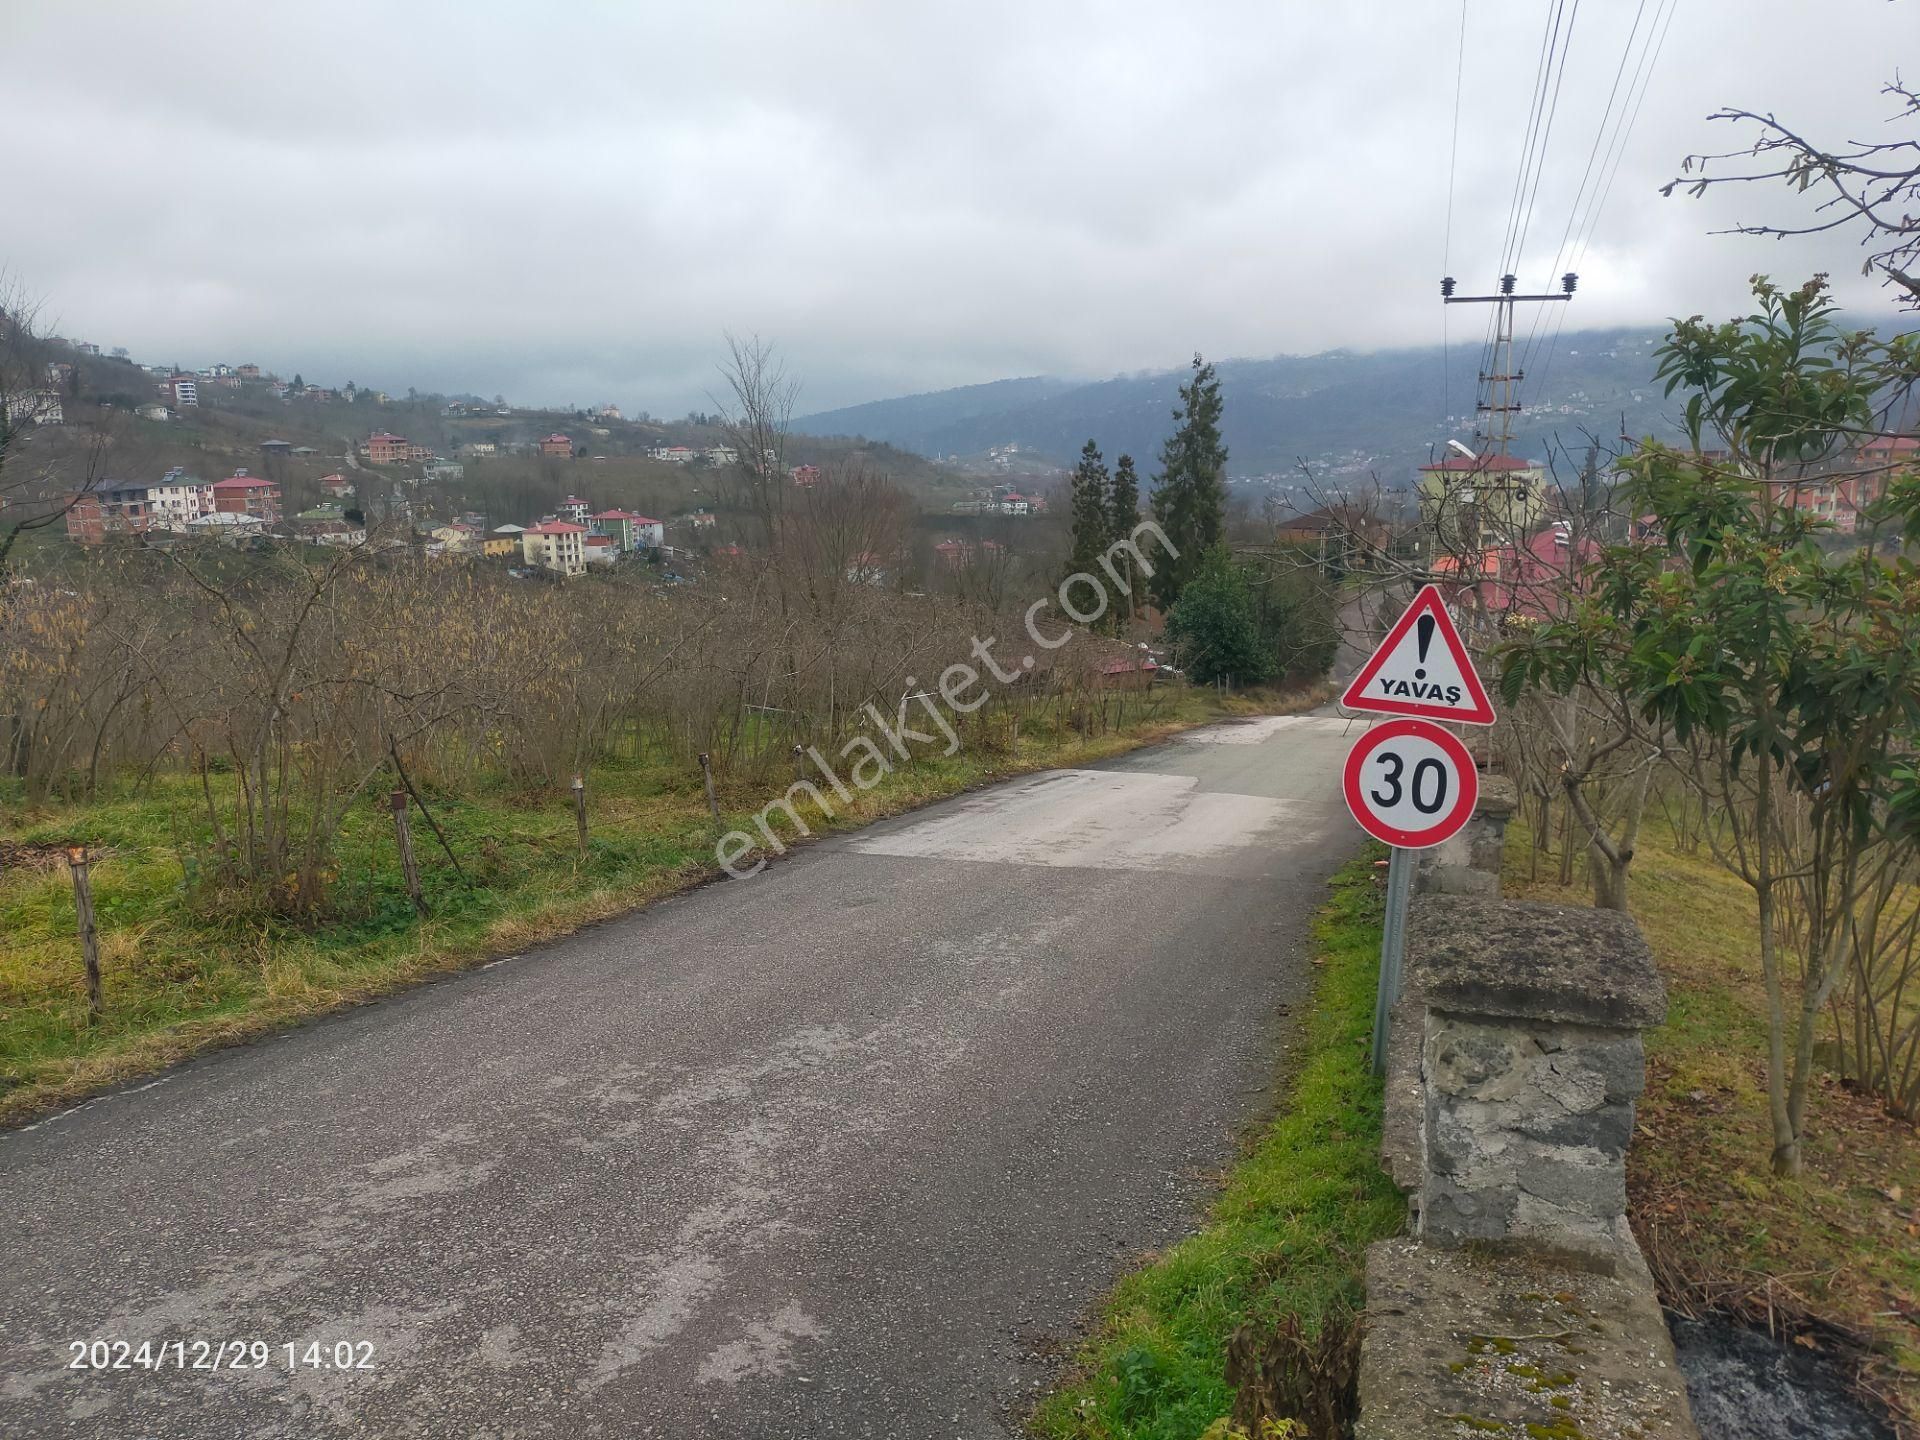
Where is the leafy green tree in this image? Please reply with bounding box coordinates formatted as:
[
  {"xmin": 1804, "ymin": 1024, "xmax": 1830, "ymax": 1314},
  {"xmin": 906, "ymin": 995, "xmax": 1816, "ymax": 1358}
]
[
  {"xmin": 1500, "ymin": 276, "xmax": 1920, "ymax": 1175},
  {"xmin": 1165, "ymin": 547, "xmax": 1272, "ymax": 686},
  {"xmin": 1244, "ymin": 555, "xmax": 1340, "ymax": 682},
  {"xmin": 1064, "ymin": 439, "xmax": 1112, "ymax": 583},
  {"xmin": 1149, "ymin": 354, "xmax": 1228, "ymax": 611}
]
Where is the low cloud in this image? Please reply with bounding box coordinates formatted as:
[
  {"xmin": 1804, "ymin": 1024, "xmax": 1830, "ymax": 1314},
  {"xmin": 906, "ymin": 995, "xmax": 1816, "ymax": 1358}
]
[{"xmin": 2, "ymin": 0, "xmax": 1902, "ymax": 413}]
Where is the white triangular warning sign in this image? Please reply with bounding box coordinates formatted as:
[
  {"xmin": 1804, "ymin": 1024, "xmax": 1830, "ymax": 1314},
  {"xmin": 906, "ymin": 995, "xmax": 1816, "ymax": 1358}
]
[{"xmin": 1340, "ymin": 584, "xmax": 1496, "ymax": 725}]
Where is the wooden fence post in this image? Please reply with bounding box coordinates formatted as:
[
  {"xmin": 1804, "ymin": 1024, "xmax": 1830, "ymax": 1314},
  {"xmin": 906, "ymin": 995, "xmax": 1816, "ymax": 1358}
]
[
  {"xmin": 572, "ymin": 774, "xmax": 589, "ymax": 857},
  {"xmin": 698, "ymin": 752, "xmax": 720, "ymax": 823},
  {"xmin": 65, "ymin": 844, "xmax": 103, "ymax": 1026},
  {"xmin": 390, "ymin": 790, "xmax": 426, "ymax": 916}
]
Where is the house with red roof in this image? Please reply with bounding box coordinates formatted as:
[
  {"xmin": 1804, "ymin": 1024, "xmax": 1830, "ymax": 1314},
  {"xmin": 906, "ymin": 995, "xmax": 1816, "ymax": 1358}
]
[
  {"xmin": 520, "ymin": 520, "xmax": 587, "ymax": 576},
  {"xmin": 1432, "ymin": 522, "xmax": 1598, "ymax": 621},
  {"xmin": 211, "ymin": 471, "xmax": 282, "ymax": 524},
  {"xmin": 540, "ymin": 433, "xmax": 575, "ymax": 459},
  {"xmin": 589, "ymin": 509, "xmax": 664, "ymax": 552}
]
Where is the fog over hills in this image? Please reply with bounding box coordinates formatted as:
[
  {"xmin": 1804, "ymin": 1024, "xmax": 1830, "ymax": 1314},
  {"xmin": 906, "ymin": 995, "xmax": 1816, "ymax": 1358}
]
[{"xmin": 795, "ymin": 327, "xmax": 1690, "ymax": 484}]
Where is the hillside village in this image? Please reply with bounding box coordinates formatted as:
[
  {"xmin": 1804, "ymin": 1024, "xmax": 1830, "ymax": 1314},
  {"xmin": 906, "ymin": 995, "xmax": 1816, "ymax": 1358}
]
[{"xmin": 13, "ymin": 337, "xmax": 1061, "ymax": 581}]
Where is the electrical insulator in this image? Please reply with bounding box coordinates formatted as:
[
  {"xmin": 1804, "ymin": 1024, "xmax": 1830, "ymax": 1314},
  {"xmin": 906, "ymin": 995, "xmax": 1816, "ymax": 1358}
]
[
  {"xmin": 1499, "ymin": 274, "xmax": 1517, "ymax": 295},
  {"xmin": 1562, "ymin": 272, "xmax": 1579, "ymax": 294},
  {"xmin": 1441, "ymin": 276, "xmax": 1457, "ymax": 298}
]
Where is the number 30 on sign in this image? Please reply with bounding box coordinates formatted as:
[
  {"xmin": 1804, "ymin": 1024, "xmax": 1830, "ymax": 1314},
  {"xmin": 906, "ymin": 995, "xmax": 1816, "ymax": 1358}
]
[{"xmin": 1342, "ymin": 718, "xmax": 1479, "ymax": 849}]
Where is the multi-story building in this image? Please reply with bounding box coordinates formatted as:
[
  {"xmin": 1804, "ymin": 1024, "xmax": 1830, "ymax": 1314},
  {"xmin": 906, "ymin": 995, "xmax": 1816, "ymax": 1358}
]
[
  {"xmin": 365, "ymin": 432, "xmax": 409, "ymax": 465},
  {"xmin": 65, "ymin": 484, "xmax": 155, "ymax": 544},
  {"xmin": 1416, "ymin": 454, "xmax": 1547, "ymax": 551},
  {"xmin": 211, "ymin": 471, "xmax": 282, "ymax": 524},
  {"xmin": 557, "ymin": 496, "xmax": 591, "ymax": 524},
  {"xmin": 364, "ymin": 433, "xmax": 435, "ymax": 465},
  {"xmin": 149, "ymin": 469, "xmax": 216, "ymax": 528},
  {"xmin": 540, "ymin": 433, "xmax": 575, "ymax": 458},
  {"xmin": 520, "ymin": 520, "xmax": 587, "ymax": 576},
  {"xmin": 170, "ymin": 376, "xmax": 199, "ymax": 408},
  {"xmin": 589, "ymin": 509, "xmax": 663, "ymax": 552},
  {"xmin": 4, "ymin": 390, "xmax": 63, "ymax": 427}
]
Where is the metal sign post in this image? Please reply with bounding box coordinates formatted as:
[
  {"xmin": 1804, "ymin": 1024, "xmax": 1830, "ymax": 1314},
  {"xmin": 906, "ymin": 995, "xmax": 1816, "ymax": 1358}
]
[
  {"xmin": 1371, "ymin": 847, "xmax": 1414, "ymax": 1078},
  {"xmin": 1342, "ymin": 587, "xmax": 1497, "ymax": 1080}
]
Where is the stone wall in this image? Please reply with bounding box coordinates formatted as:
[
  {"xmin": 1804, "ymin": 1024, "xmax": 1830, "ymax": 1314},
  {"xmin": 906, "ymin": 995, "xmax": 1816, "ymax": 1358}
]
[{"xmin": 1356, "ymin": 891, "xmax": 1700, "ymax": 1437}]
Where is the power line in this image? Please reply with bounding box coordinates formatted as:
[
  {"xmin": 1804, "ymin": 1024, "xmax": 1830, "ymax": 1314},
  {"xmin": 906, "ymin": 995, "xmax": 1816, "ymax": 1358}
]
[
  {"xmin": 1518, "ymin": 0, "xmax": 1650, "ymax": 379},
  {"xmin": 1531, "ymin": 0, "xmax": 1680, "ymax": 410},
  {"xmin": 1477, "ymin": 0, "xmax": 1566, "ymax": 413},
  {"xmin": 1442, "ymin": 0, "xmax": 1469, "ymax": 434},
  {"xmin": 1509, "ymin": 0, "xmax": 1582, "ymax": 279}
]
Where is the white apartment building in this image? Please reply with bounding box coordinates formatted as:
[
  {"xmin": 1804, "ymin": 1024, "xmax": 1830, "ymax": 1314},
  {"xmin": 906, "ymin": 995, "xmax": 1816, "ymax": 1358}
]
[
  {"xmin": 148, "ymin": 470, "xmax": 216, "ymax": 528},
  {"xmin": 520, "ymin": 520, "xmax": 587, "ymax": 576}
]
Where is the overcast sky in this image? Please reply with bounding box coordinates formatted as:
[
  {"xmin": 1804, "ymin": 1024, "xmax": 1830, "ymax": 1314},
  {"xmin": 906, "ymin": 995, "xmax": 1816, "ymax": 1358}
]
[{"xmin": 3, "ymin": 0, "xmax": 1907, "ymax": 414}]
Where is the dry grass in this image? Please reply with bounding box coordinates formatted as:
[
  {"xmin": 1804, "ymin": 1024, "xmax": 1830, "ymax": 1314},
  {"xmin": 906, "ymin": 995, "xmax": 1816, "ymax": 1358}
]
[{"xmin": 1, "ymin": 682, "xmax": 1330, "ymax": 1128}]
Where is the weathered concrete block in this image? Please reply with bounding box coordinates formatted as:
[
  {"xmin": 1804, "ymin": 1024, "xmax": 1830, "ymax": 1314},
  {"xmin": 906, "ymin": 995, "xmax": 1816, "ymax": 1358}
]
[
  {"xmin": 1357, "ymin": 1239, "xmax": 1700, "ymax": 1439},
  {"xmin": 1408, "ymin": 898, "xmax": 1664, "ymax": 1268},
  {"xmin": 1521, "ymin": 1102, "xmax": 1636, "ymax": 1157},
  {"xmin": 1408, "ymin": 896, "xmax": 1667, "ymax": 1030}
]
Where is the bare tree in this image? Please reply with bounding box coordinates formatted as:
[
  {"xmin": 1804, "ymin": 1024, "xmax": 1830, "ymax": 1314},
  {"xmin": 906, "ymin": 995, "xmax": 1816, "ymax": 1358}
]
[
  {"xmin": 713, "ymin": 333, "xmax": 800, "ymax": 548},
  {"xmin": 1665, "ymin": 77, "xmax": 1920, "ymax": 308},
  {"xmin": 0, "ymin": 278, "xmax": 113, "ymax": 566}
]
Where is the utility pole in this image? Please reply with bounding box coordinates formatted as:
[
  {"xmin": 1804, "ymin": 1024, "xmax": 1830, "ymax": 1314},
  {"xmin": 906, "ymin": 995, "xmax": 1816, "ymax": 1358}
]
[
  {"xmin": 1441, "ymin": 271, "xmax": 1578, "ymax": 459},
  {"xmin": 1437, "ymin": 271, "xmax": 1578, "ymax": 547}
]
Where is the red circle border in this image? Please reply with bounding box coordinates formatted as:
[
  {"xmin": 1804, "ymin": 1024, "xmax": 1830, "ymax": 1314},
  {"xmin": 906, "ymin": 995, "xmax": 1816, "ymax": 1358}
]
[{"xmin": 1342, "ymin": 718, "xmax": 1480, "ymax": 849}]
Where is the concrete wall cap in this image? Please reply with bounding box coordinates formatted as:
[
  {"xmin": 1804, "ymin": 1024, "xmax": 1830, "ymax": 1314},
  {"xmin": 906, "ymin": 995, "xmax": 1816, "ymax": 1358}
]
[
  {"xmin": 1408, "ymin": 896, "xmax": 1666, "ymax": 1030},
  {"xmin": 1474, "ymin": 772, "xmax": 1519, "ymax": 818}
]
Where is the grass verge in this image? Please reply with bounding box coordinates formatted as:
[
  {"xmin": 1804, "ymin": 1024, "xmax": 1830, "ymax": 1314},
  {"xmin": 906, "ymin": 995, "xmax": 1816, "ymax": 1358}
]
[
  {"xmin": 0, "ymin": 684, "xmax": 1325, "ymax": 1127},
  {"xmin": 1505, "ymin": 815, "xmax": 1920, "ymax": 1430},
  {"xmin": 1031, "ymin": 849, "xmax": 1406, "ymax": 1440}
]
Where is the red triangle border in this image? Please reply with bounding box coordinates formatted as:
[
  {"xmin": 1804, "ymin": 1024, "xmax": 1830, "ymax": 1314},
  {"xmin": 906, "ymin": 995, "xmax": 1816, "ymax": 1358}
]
[{"xmin": 1339, "ymin": 584, "xmax": 1496, "ymax": 726}]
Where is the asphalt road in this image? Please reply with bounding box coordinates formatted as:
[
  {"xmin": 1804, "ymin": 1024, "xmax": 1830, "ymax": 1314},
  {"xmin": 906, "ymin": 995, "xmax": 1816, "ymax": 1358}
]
[{"xmin": 0, "ymin": 712, "xmax": 1363, "ymax": 1439}]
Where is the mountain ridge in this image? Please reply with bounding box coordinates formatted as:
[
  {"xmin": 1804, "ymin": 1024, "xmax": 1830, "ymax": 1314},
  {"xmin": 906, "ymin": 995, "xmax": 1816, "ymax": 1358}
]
[{"xmin": 795, "ymin": 328, "xmax": 1688, "ymax": 482}]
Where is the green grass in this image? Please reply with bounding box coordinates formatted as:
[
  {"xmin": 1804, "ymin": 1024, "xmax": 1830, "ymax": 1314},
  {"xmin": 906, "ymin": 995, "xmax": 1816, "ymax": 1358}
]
[
  {"xmin": 0, "ymin": 685, "xmax": 1322, "ymax": 1124},
  {"xmin": 1031, "ymin": 851, "xmax": 1407, "ymax": 1440}
]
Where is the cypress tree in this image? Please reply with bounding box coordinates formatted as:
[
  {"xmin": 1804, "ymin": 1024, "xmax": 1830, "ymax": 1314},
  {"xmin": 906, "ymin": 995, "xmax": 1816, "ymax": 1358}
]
[
  {"xmin": 1107, "ymin": 453, "xmax": 1141, "ymax": 620},
  {"xmin": 1148, "ymin": 353, "xmax": 1228, "ymax": 612},
  {"xmin": 1065, "ymin": 439, "xmax": 1112, "ymax": 584}
]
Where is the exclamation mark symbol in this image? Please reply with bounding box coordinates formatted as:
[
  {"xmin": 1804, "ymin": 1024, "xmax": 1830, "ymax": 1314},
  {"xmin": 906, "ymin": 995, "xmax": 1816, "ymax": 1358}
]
[{"xmin": 1414, "ymin": 614, "xmax": 1434, "ymax": 680}]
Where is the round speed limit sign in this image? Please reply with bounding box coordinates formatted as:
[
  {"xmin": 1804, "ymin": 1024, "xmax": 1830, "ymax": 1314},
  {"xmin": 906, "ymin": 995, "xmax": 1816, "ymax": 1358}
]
[{"xmin": 1343, "ymin": 718, "xmax": 1479, "ymax": 849}]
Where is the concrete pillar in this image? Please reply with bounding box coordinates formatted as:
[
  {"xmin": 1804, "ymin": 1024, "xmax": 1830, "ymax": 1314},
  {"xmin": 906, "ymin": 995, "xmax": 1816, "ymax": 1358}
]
[{"xmin": 1405, "ymin": 895, "xmax": 1666, "ymax": 1269}]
